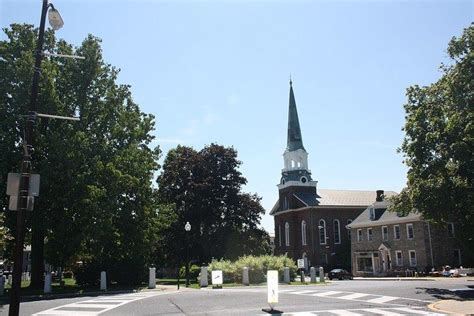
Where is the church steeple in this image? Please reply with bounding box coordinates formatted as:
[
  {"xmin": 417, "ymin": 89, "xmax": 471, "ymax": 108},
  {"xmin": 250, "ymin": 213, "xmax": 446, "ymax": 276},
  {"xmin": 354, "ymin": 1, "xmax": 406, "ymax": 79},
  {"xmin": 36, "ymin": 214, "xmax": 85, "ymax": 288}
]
[{"xmin": 286, "ymin": 80, "xmax": 306, "ymax": 152}]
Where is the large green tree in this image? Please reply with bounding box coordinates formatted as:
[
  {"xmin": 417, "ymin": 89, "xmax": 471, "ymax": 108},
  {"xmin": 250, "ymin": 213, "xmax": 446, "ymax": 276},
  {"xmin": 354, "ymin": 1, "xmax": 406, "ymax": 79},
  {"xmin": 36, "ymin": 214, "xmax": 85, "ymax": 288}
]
[
  {"xmin": 391, "ymin": 23, "xmax": 473, "ymax": 262},
  {"xmin": 0, "ymin": 24, "xmax": 161, "ymax": 287},
  {"xmin": 157, "ymin": 144, "xmax": 270, "ymax": 265}
]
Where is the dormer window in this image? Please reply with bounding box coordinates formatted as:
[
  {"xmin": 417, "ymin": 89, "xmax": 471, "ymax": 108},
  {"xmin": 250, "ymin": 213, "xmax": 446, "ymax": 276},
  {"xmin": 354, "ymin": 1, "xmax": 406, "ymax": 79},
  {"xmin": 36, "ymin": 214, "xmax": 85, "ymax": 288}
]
[{"xmin": 369, "ymin": 207, "xmax": 375, "ymax": 220}]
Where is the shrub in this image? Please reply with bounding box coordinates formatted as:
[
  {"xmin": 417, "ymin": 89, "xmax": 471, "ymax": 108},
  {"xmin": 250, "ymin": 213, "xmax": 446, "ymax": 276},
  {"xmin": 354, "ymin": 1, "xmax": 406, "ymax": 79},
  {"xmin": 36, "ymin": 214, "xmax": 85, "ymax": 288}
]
[
  {"xmin": 179, "ymin": 264, "xmax": 200, "ymax": 280},
  {"xmin": 207, "ymin": 255, "xmax": 297, "ymax": 284}
]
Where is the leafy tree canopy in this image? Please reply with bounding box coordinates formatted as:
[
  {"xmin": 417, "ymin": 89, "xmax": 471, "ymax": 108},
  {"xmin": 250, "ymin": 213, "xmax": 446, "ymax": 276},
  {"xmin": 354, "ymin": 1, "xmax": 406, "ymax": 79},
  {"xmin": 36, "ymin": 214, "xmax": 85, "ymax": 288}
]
[
  {"xmin": 157, "ymin": 144, "xmax": 270, "ymax": 265},
  {"xmin": 390, "ymin": 23, "xmax": 473, "ymax": 259}
]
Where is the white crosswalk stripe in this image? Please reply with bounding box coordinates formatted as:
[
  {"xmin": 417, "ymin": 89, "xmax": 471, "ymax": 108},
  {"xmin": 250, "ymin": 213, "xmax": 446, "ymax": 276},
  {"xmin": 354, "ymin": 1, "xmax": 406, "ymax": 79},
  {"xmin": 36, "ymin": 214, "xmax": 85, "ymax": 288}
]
[
  {"xmin": 33, "ymin": 291, "xmax": 163, "ymax": 316},
  {"xmin": 283, "ymin": 289, "xmax": 432, "ymax": 306},
  {"xmin": 280, "ymin": 306, "xmax": 445, "ymax": 315}
]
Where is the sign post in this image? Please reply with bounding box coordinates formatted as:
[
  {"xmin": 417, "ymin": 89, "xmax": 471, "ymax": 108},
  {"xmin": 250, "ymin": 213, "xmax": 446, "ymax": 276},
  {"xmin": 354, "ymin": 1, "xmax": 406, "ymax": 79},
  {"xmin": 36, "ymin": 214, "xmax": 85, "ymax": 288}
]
[
  {"xmin": 262, "ymin": 270, "xmax": 282, "ymax": 314},
  {"xmin": 211, "ymin": 270, "xmax": 223, "ymax": 289},
  {"xmin": 297, "ymin": 259, "xmax": 305, "ymax": 284}
]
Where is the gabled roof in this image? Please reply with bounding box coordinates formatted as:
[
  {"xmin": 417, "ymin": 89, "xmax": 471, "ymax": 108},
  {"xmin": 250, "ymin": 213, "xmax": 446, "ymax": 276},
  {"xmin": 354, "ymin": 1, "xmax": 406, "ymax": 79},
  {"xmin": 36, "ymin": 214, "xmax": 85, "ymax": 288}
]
[
  {"xmin": 270, "ymin": 189, "xmax": 398, "ymax": 215},
  {"xmin": 317, "ymin": 189, "xmax": 397, "ymax": 207},
  {"xmin": 348, "ymin": 200, "xmax": 421, "ymax": 228},
  {"xmin": 293, "ymin": 192, "xmax": 319, "ymax": 207},
  {"xmin": 286, "ymin": 80, "xmax": 305, "ymax": 152}
]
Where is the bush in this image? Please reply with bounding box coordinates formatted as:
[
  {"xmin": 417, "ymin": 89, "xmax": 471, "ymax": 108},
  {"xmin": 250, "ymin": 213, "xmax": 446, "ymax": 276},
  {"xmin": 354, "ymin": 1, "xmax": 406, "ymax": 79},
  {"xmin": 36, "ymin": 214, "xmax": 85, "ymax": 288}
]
[
  {"xmin": 179, "ymin": 264, "xmax": 200, "ymax": 280},
  {"xmin": 207, "ymin": 255, "xmax": 297, "ymax": 284}
]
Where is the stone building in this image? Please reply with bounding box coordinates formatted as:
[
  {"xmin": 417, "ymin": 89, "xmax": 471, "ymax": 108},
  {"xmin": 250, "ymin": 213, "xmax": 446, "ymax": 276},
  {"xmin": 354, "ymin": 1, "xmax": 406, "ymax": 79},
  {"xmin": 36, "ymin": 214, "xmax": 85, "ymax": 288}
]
[
  {"xmin": 271, "ymin": 81, "xmax": 396, "ymax": 270},
  {"xmin": 348, "ymin": 190, "xmax": 467, "ymax": 276}
]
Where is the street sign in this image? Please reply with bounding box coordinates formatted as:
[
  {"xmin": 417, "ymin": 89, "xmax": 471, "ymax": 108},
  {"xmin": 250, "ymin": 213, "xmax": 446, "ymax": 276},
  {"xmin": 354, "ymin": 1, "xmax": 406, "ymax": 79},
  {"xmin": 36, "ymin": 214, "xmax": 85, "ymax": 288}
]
[
  {"xmin": 8, "ymin": 196, "xmax": 34, "ymax": 211},
  {"xmin": 297, "ymin": 259, "xmax": 305, "ymax": 269},
  {"xmin": 267, "ymin": 270, "xmax": 278, "ymax": 305},
  {"xmin": 6, "ymin": 173, "xmax": 40, "ymax": 196},
  {"xmin": 211, "ymin": 270, "xmax": 223, "ymax": 285}
]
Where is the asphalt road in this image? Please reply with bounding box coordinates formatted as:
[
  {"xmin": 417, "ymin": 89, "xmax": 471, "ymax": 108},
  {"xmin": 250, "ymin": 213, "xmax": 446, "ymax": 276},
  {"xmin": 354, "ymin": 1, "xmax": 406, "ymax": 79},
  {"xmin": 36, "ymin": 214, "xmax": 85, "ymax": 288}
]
[{"xmin": 2, "ymin": 278, "xmax": 473, "ymax": 315}]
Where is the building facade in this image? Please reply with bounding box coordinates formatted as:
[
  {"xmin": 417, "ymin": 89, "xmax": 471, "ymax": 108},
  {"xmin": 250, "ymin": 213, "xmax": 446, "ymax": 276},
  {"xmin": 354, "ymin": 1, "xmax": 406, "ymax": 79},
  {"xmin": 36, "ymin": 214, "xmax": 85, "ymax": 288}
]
[
  {"xmin": 271, "ymin": 81, "xmax": 396, "ymax": 270},
  {"xmin": 348, "ymin": 191, "xmax": 467, "ymax": 276}
]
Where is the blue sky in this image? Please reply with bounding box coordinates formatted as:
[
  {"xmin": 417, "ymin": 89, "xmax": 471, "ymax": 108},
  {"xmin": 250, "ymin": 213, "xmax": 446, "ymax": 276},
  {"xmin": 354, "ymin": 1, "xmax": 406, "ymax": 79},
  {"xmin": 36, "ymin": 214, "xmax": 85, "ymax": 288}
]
[{"xmin": 1, "ymin": 0, "xmax": 472, "ymax": 233}]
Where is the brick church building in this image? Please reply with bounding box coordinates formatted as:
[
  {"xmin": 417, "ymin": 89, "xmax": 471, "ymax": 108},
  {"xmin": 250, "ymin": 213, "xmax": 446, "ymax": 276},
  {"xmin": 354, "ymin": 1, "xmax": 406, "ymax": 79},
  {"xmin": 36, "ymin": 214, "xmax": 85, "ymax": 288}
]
[{"xmin": 271, "ymin": 81, "xmax": 396, "ymax": 270}]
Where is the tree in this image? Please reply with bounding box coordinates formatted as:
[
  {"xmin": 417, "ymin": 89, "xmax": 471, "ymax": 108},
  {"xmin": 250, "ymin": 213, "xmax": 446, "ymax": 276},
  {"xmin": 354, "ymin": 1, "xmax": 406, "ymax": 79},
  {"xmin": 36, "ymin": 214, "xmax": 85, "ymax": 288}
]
[
  {"xmin": 156, "ymin": 144, "xmax": 270, "ymax": 266},
  {"xmin": 0, "ymin": 24, "xmax": 161, "ymax": 286},
  {"xmin": 390, "ymin": 23, "xmax": 473, "ymax": 262}
]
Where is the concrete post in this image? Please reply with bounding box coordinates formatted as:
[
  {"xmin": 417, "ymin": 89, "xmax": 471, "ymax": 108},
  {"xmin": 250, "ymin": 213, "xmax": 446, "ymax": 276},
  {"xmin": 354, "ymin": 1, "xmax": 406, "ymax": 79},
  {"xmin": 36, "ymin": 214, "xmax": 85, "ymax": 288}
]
[
  {"xmin": 0, "ymin": 276, "xmax": 5, "ymax": 296},
  {"xmin": 148, "ymin": 267, "xmax": 156, "ymax": 289},
  {"xmin": 310, "ymin": 267, "xmax": 316, "ymax": 283},
  {"xmin": 242, "ymin": 267, "xmax": 249, "ymax": 286},
  {"xmin": 319, "ymin": 267, "xmax": 325, "ymax": 282},
  {"xmin": 44, "ymin": 272, "xmax": 52, "ymax": 293},
  {"xmin": 100, "ymin": 271, "xmax": 107, "ymax": 290},
  {"xmin": 283, "ymin": 267, "xmax": 290, "ymax": 284},
  {"xmin": 200, "ymin": 266, "xmax": 208, "ymax": 287}
]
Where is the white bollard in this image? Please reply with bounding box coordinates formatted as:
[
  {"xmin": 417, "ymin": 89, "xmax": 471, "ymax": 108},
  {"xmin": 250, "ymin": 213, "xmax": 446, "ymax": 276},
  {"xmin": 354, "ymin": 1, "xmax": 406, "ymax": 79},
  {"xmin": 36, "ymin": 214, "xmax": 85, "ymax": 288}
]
[
  {"xmin": 44, "ymin": 272, "xmax": 52, "ymax": 294},
  {"xmin": 319, "ymin": 267, "xmax": 325, "ymax": 282},
  {"xmin": 148, "ymin": 267, "xmax": 156, "ymax": 289},
  {"xmin": 310, "ymin": 267, "xmax": 316, "ymax": 283},
  {"xmin": 100, "ymin": 271, "xmax": 107, "ymax": 290},
  {"xmin": 0, "ymin": 276, "xmax": 5, "ymax": 296},
  {"xmin": 242, "ymin": 267, "xmax": 249, "ymax": 286},
  {"xmin": 200, "ymin": 266, "xmax": 208, "ymax": 287},
  {"xmin": 283, "ymin": 267, "xmax": 290, "ymax": 284}
]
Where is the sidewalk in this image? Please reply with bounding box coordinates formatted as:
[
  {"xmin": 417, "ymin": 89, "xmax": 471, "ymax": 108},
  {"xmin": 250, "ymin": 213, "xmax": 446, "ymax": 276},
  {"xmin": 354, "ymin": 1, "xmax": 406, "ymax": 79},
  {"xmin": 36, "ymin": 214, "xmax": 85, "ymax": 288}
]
[{"xmin": 428, "ymin": 299, "xmax": 474, "ymax": 315}]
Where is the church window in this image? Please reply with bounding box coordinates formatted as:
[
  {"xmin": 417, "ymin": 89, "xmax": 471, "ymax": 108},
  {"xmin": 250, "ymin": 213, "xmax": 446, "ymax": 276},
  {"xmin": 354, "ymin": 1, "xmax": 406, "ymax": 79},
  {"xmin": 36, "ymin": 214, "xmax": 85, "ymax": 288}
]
[
  {"xmin": 278, "ymin": 225, "xmax": 282, "ymax": 247},
  {"xmin": 301, "ymin": 220, "xmax": 307, "ymax": 245},
  {"xmin": 334, "ymin": 219, "xmax": 341, "ymax": 244},
  {"xmin": 283, "ymin": 196, "xmax": 289, "ymax": 210},
  {"xmin": 319, "ymin": 219, "xmax": 327, "ymax": 245},
  {"xmin": 285, "ymin": 222, "xmax": 290, "ymax": 246}
]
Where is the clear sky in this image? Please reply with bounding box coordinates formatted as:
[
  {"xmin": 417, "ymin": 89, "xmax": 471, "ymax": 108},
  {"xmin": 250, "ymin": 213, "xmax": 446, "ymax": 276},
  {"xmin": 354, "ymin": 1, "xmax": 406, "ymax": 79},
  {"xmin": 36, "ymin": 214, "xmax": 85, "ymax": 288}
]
[{"xmin": 1, "ymin": 0, "xmax": 472, "ymax": 234}]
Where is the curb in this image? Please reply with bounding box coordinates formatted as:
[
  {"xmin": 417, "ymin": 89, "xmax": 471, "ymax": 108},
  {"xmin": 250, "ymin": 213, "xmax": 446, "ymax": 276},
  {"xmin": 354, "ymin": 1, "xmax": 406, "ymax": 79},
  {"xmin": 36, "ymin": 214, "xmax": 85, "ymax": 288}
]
[{"xmin": 427, "ymin": 300, "xmax": 474, "ymax": 316}]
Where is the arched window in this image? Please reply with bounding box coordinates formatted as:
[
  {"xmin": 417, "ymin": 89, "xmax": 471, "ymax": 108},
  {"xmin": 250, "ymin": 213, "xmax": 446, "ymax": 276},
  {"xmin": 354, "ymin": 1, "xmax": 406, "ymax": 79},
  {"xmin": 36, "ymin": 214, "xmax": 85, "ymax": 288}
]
[
  {"xmin": 278, "ymin": 225, "xmax": 282, "ymax": 247},
  {"xmin": 347, "ymin": 219, "xmax": 353, "ymax": 239},
  {"xmin": 319, "ymin": 219, "xmax": 327, "ymax": 245},
  {"xmin": 301, "ymin": 220, "xmax": 307, "ymax": 245},
  {"xmin": 285, "ymin": 222, "xmax": 290, "ymax": 246},
  {"xmin": 334, "ymin": 219, "xmax": 341, "ymax": 244},
  {"xmin": 283, "ymin": 196, "xmax": 289, "ymax": 210}
]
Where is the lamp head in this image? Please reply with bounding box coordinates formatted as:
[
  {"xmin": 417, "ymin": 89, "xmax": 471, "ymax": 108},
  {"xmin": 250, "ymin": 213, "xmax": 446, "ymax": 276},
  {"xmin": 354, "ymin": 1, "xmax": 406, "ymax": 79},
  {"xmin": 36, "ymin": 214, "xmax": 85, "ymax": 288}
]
[
  {"xmin": 48, "ymin": 6, "xmax": 64, "ymax": 30},
  {"xmin": 185, "ymin": 221, "xmax": 191, "ymax": 232}
]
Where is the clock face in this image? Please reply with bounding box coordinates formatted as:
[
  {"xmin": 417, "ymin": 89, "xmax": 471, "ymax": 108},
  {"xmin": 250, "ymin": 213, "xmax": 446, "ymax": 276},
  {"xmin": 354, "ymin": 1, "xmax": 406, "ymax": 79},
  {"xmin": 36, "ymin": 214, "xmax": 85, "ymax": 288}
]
[{"xmin": 300, "ymin": 176, "xmax": 307, "ymax": 183}]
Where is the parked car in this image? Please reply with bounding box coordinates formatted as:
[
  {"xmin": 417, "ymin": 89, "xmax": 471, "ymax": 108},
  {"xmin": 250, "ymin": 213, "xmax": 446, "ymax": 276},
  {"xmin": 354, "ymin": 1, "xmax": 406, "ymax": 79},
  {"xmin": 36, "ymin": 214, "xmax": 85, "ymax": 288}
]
[{"xmin": 328, "ymin": 269, "xmax": 353, "ymax": 280}]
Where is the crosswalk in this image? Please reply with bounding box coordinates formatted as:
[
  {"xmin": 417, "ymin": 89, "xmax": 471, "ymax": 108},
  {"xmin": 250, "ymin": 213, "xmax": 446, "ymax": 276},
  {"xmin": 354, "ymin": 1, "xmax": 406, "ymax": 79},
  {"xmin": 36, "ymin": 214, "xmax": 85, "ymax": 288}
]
[
  {"xmin": 280, "ymin": 289, "xmax": 432, "ymax": 306},
  {"xmin": 279, "ymin": 307, "xmax": 445, "ymax": 315},
  {"xmin": 33, "ymin": 291, "xmax": 162, "ymax": 315}
]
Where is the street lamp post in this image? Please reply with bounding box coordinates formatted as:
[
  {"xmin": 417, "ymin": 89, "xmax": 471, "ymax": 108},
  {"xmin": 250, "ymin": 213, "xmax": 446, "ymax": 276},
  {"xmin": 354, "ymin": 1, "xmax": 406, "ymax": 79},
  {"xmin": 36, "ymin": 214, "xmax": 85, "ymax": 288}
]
[
  {"xmin": 8, "ymin": 1, "xmax": 63, "ymax": 316},
  {"xmin": 184, "ymin": 221, "xmax": 191, "ymax": 287}
]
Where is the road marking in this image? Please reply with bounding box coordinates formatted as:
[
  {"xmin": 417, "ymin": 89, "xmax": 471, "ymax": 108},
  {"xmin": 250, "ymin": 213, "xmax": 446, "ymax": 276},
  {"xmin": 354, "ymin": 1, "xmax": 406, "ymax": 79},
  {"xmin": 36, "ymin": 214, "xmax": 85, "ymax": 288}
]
[
  {"xmin": 292, "ymin": 290, "xmax": 318, "ymax": 295},
  {"xmin": 33, "ymin": 291, "xmax": 164, "ymax": 316},
  {"xmin": 366, "ymin": 295, "xmax": 398, "ymax": 304},
  {"xmin": 329, "ymin": 309, "xmax": 363, "ymax": 315},
  {"xmin": 337, "ymin": 293, "xmax": 370, "ymax": 300},
  {"xmin": 311, "ymin": 290, "xmax": 343, "ymax": 297},
  {"xmin": 280, "ymin": 307, "xmax": 446, "ymax": 316}
]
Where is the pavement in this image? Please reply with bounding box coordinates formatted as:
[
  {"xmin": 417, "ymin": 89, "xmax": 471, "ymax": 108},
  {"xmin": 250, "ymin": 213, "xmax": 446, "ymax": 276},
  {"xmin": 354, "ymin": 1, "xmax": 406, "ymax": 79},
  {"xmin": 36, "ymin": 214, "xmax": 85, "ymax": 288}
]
[{"xmin": 428, "ymin": 299, "xmax": 474, "ymax": 315}]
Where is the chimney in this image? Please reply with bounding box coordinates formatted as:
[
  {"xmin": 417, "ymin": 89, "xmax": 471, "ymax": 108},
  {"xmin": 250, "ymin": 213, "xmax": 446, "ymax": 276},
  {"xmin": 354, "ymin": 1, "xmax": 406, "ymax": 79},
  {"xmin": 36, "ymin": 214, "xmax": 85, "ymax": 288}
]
[{"xmin": 376, "ymin": 190, "xmax": 384, "ymax": 202}]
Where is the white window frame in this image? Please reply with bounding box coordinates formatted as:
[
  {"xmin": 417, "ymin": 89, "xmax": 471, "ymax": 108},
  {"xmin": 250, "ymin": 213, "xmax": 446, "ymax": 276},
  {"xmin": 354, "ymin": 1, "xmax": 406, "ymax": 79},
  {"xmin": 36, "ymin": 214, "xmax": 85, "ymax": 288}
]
[
  {"xmin": 394, "ymin": 225, "xmax": 401, "ymax": 240},
  {"xmin": 447, "ymin": 222, "xmax": 455, "ymax": 238},
  {"xmin": 319, "ymin": 219, "xmax": 327, "ymax": 245},
  {"xmin": 367, "ymin": 228, "xmax": 373, "ymax": 241},
  {"xmin": 406, "ymin": 223, "xmax": 414, "ymax": 240},
  {"xmin": 409, "ymin": 250, "xmax": 417, "ymax": 266},
  {"xmin": 285, "ymin": 222, "xmax": 290, "ymax": 246},
  {"xmin": 382, "ymin": 226, "xmax": 388, "ymax": 241},
  {"xmin": 357, "ymin": 229, "xmax": 362, "ymax": 242},
  {"xmin": 334, "ymin": 219, "xmax": 341, "ymax": 244},
  {"xmin": 395, "ymin": 250, "xmax": 403, "ymax": 266},
  {"xmin": 301, "ymin": 220, "xmax": 307, "ymax": 246},
  {"xmin": 369, "ymin": 207, "xmax": 375, "ymax": 220}
]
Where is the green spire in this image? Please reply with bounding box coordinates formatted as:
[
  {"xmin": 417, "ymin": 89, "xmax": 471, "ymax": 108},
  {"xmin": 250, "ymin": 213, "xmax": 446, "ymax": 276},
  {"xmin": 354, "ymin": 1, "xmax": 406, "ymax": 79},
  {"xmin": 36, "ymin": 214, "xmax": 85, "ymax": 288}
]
[{"xmin": 286, "ymin": 80, "xmax": 306, "ymax": 152}]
